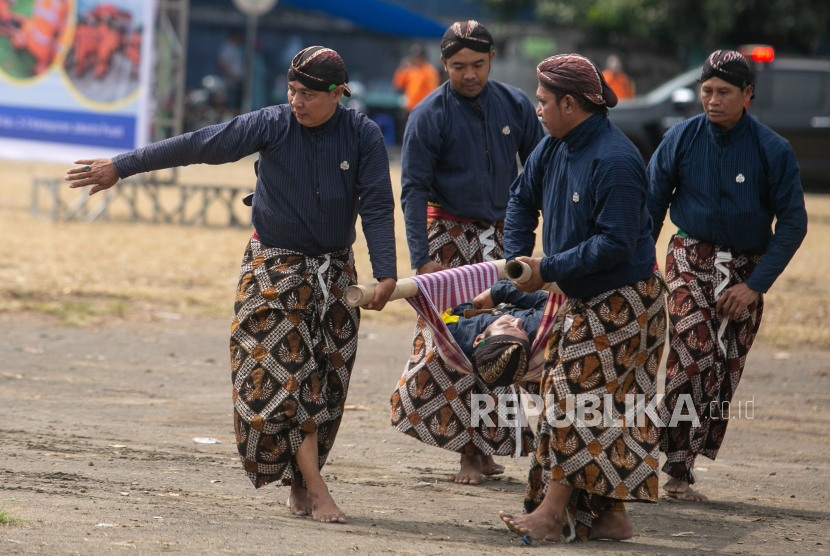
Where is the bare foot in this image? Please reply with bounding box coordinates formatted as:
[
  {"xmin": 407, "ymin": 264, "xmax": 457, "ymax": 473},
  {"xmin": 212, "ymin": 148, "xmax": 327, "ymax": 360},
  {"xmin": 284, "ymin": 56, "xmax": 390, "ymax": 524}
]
[
  {"xmin": 590, "ymin": 509, "xmax": 633, "ymax": 540},
  {"xmin": 498, "ymin": 509, "xmax": 563, "ymax": 542},
  {"xmin": 480, "ymin": 455, "xmax": 505, "ymax": 476},
  {"xmin": 453, "ymin": 454, "xmax": 482, "ymax": 485},
  {"xmin": 308, "ymin": 488, "xmax": 347, "ymax": 524},
  {"xmin": 664, "ymin": 477, "xmax": 708, "ymax": 502},
  {"xmin": 286, "ymin": 482, "xmax": 313, "ymax": 516}
]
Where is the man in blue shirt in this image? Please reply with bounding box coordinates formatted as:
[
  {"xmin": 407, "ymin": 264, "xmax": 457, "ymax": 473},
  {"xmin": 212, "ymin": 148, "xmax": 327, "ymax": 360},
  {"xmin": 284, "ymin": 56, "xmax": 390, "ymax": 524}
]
[
  {"xmin": 393, "ymin": 21, "xmax": 544, "ymax": 485},
  {"xmin": 648, "ymin": 50, "xmax": 807, "ymax": 503},
  {"xmin": 499, "ymin": 54, "xmax": 666, "ymax": 544},
  {"xmin": 445, "ymin": 280, "xmax": 547, "ymax": 364},
  {"xmin": 65, "ymin": 47, "xmax": 397, "ymax": 526},
  {"xmin": 401, "ymin": 21, "xmax": 544, "ymax": 274}
]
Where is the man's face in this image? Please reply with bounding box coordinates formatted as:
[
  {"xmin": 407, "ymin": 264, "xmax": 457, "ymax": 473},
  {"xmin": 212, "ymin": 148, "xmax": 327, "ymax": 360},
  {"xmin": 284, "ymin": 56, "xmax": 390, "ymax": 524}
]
[
  {"xmin": 441, "ymin": 48, "xmax": 495, "ymax": 98},
  {"xmin": 700, "ymin": 76, "xmax": 752, "ymax": 130},
  {"xmin": 288, "ymin": 81, "xmax": 343, "ymax": 127},
  {"xmin": 473, "ymin": 314, "xmax": 529, "ymax": 348},
  {"xmin": 536, "ymin": 85, "xmax": 569, "ymax": 138}
]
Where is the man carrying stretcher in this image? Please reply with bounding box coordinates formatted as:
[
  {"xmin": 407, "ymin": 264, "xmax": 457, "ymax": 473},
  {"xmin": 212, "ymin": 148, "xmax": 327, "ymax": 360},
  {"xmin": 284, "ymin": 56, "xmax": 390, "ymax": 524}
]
[{"xmin": 394, "ymin": 20, "xmax": 544, "ymax": 483}]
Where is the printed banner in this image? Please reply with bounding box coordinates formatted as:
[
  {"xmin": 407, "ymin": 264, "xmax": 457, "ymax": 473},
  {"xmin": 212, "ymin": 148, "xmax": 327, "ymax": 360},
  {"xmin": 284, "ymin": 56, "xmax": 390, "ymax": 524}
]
[{"xmin": 0, "ymin": 0, "xmax": 156, "ymax": 162}]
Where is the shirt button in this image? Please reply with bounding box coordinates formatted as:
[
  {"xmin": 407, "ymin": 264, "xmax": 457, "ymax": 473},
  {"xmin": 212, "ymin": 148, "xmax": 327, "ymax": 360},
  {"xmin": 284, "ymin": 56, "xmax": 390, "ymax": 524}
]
[{"xmin": 569, "ymin": 147, "xmax": 575, "ymax": 153}]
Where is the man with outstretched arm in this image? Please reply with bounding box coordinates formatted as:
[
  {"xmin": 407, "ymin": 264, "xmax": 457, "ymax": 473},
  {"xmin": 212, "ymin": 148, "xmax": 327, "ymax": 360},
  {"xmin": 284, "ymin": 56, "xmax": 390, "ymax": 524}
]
[
  {"xmin": 649, "ymin": 50, "xmax": 807, "ymax": 503},
  {"xmin": 393, "ymin": 20, "xmax": 544, "ymax": 485},
  {"xmin": 498, "ymin": 54, "xmax": 667, "ymax": 543},
  {"xmin": 65, "ymin": 46, "xmax": 397, "ymax": 525}
]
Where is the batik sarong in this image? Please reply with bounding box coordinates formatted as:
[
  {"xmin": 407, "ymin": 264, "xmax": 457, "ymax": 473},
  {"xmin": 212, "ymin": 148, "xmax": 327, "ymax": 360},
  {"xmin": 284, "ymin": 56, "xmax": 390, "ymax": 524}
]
[
  {"xmin": 424, "ymin": 216, "xmax": 504, "ymax": 267},
  {"xmin": 658, "ymin": 235, "xmax": 763, "ymax": 484},
  {"xmin": 390, "ymin": 217, "xmax": 535, "ymax": 457},
  {"xmin": 525, "ymin": 272, "xmax": 666, "ymax": 542},
  {"xmin": 231, "ymin": 237, "xmax": 359, "ymax": 489}
]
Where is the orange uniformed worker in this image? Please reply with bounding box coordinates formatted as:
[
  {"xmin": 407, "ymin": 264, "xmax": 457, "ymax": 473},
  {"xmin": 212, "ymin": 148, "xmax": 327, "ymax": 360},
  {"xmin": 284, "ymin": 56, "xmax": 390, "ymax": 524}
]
[
  {"xmin": 602, "ymin": 54, "xmax": 636, "ymax": 100},
  {"xmin": 71, "ymin": 16, "xmax": 97, "ymax": 76},
  {"xmin": 125, "ymin": 27, "xmax": 141, "ymax": 78},
  {"xmin": 393, "ymin": 45, "xmax": 440, "ymax": 112},
  {"xmin": 12, "ymin": 0, "xmax": 69, "ymax": 74},
  {"xmin": 94, "ymin": 17, "xmax": 121, "ymax": 79}
]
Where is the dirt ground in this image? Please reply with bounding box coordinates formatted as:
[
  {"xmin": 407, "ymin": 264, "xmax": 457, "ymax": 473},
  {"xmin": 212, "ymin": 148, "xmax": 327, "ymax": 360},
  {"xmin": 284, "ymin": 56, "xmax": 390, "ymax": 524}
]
[
  {"xmin": 2, "ymin": 158, "xmax": 830, "ymax": 554},
  {"xmin": 1, "ymin": 312, "xmax": 829, "ymax": 555}
]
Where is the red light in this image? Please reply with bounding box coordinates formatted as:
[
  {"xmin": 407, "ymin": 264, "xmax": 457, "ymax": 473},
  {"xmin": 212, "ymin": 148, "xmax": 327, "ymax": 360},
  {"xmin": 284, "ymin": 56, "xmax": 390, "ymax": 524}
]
[{"xmin": 752, "ymin": 46, "xmax": 775, "ymax": 62}]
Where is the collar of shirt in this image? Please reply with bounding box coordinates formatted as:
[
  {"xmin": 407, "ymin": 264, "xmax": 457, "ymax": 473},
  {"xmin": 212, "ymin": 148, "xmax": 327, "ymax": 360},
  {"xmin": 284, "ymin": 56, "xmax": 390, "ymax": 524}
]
[
  {"xmin": 561, "ymin": 112, "xmax": 608, "ymax": 152},
  {"xmin": 305, "ymin": 104, "xmax": 344, "ymax": 135},
  {"xmin": 705, "ymin": 109, "xmax": 750, "ymax": 146}
]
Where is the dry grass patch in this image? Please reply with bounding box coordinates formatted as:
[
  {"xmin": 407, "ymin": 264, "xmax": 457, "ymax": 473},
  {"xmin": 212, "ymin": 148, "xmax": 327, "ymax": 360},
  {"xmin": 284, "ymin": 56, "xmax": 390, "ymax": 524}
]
[
  {"xmin": 752, "ymin": 195, "xmax": 830, "ymax": 347},
  {"xmin": 1, "ymin": 158, "xmax": 828, "ymax": 348},
  {"xmin": 0, "ymin": 159, "xmax": 416, "ymax": 326}
]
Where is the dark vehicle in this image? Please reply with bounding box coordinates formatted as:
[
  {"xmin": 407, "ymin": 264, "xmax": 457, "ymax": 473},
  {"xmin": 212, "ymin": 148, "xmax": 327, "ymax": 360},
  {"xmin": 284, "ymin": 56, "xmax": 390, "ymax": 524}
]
[{"xmin": 609, "ymin": 47, "xmax": 830, "ymax": 186}]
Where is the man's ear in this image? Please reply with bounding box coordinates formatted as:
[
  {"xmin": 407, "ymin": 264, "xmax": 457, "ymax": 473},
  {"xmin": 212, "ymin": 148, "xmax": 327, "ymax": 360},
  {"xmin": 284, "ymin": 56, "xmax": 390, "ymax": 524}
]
[
  {"xmin": 473, "ymin": 332, "xmax": 484, "ymax": 348},
  {"xmin": 440, "ymin": 56, "xmax": 448, "ymax": 73},
  {"xmin": 563, "ymin": 94, "xmax": 576, "ymax": 115},
  {"xmin": 743, "ymin": 84, "xmax": 754, "ymax": 102},
  {"xmin": 489, "ymin": 50, "xmax": 495, "ymax": 63},
  {"xmin": 332, "ymin": 86, "xmax": 345, "ymax": 103}
]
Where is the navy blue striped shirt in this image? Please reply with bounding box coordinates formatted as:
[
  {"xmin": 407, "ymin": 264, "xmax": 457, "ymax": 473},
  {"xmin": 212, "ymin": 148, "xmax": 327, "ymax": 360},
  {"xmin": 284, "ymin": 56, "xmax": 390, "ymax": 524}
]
[
  {"xmin": 400, "ymin": 80, "xmax": 544, "ymax": 269},
  {"xmin": 505, "ymin": 113, "xmax": 657, "ymax": 299},
  {"xmin": 112, "ymin": 105, "xmax": 397, "ymax": 280},
  {"xmin": 648, "ymin": 113, "xmax": 807, "ymax": 293}
]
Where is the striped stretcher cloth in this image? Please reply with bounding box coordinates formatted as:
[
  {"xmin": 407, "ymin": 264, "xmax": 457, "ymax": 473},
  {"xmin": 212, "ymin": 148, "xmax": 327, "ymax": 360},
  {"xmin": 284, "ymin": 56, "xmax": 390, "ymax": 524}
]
[{"xmin": 405, "ymin": 261, "xmax": 566, "ymax": 382}]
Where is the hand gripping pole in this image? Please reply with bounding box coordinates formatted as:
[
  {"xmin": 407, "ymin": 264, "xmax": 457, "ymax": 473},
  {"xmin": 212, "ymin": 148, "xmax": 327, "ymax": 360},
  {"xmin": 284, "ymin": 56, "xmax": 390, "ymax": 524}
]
[
  {"xmin": 504, "ymin": 260, "xmax": 564, "ymax": 295},
  {"xmin": 343, "ymin": 278, "xmax": 420, "ymax": 308}
]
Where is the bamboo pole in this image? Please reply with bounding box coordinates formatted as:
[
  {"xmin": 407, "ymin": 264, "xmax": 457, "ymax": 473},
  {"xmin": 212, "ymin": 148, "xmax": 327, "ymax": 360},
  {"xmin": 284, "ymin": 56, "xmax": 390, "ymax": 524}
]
[{"xmin": 344, "ymin": 259, "xmax": 563, "ymax": 307}]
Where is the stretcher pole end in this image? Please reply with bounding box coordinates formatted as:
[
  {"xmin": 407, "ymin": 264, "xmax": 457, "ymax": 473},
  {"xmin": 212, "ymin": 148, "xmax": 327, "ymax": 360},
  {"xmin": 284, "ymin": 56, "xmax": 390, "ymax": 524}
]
[{"xmin": 505, "ymin": 259, "xmax": 533, "ymax": 283}]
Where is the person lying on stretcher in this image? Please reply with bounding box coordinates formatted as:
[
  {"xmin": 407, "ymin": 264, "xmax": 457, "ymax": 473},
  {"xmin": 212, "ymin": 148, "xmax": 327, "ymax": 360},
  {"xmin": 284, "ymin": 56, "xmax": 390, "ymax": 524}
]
[{"xmin": 441, "ymin": 280, "xmax": 547, "ymax": 387}]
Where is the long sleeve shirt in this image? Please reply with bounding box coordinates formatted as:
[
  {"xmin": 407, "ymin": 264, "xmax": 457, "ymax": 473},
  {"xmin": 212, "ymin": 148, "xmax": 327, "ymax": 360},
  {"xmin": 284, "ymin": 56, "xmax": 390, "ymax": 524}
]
[
  {"xmin": 112, "ymin": 104, "xmax": 397, "ymax": 280},
  {"xmin": 447, "ymin": 280, "xmax": 548, "ymax": 358},
  {"xmin": 400, "ymin": 80, "xmax": 545, "ymax": 269},
  {"xmin": 505, "ymin": 113, "xmax": 656, "ymax": 299},
  {"xmin": 648, "ymin": 112, "xmax": 807, "ymax": 293}
]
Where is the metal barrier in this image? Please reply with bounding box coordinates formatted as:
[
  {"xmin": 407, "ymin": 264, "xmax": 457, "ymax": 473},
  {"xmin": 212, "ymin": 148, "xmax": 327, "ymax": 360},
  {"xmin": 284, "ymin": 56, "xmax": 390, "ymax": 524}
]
[{"xmin": 31, "ymin": 178, "xmax": 253, "ymax": 228}]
